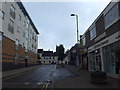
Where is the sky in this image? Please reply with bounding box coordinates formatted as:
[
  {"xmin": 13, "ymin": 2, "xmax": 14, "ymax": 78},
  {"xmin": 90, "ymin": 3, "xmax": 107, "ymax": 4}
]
[{"xmin": 21, "ymin": 0, "xmax": 110, "ymax": 52}]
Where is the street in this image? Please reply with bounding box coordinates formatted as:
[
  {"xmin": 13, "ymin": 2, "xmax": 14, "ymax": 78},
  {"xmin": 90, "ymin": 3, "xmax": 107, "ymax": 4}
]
[
  {"xmin": 2, "ymin": 65, "xmax": 76, "ymax": 89},
  {"xmin": 2, "ymin": 64, "xmax": 119, "ymax": 89}
]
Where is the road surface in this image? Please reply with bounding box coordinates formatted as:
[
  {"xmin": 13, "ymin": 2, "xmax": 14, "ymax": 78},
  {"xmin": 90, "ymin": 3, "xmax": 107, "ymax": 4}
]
[{"xmin": 2, "ymin": 65, "xmax": 77, "ymax": 89}]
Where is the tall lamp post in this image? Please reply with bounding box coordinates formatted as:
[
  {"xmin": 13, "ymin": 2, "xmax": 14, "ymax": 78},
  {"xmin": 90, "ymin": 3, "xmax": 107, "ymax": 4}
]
[
  {"xmin": 70, "ymin": 14, "xmax": 80, "ymax": 68},
  {"xmin": 70, "ymin": 14, "xmax": 79, "ymax": 43}
]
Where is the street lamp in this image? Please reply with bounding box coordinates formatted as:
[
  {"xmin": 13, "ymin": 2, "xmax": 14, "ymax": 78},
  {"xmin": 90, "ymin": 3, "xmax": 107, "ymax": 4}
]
[
  {"xmin": 70, "ymin": 14, "xmax": 79, "ymax": 43},
  {"xmin": 70, "ymin": 13, "xmax": 80, "ymax": 68}
]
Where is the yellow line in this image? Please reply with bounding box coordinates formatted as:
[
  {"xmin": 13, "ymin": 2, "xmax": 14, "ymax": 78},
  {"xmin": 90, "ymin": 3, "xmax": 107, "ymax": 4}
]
[
  {"xmin": 2, "ymin": 72, "xmax": 24, "ymax": 81},
  {"xmin": 45, "ymin": 83, "xmax": 49, "ymax": 88},
  {"xmin": 42, "ymin": 82, "xmax": 47, "ymax": 89}
]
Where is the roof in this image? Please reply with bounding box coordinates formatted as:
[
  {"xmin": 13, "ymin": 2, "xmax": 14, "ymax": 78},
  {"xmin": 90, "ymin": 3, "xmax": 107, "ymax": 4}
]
[
  {"xmin": 16, "ymin": 2, "xmax": 39, "ymax": 34},
  {"xmin": 42, "ymin": 51, "xmax": 57, "ymax": 57},
  {"xmin": 42, "ymin": 51, "xmax": 53, "ymax": 56},
  {"xmin": 38, "ymin": 49, "xmax": 43, "ymax": 53}
]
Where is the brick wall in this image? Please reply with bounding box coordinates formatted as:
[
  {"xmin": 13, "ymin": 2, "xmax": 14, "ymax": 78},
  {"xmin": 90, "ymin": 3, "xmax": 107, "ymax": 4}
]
[{"xmin": 2, "ymin": 36, "xmax": 37, "ymax": 71}]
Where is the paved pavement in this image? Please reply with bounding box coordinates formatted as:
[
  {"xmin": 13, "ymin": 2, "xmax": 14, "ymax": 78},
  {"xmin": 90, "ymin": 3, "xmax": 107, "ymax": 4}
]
[{"xmin": 53, "ymin": 65, "xmax": 120, "ymax": 88}]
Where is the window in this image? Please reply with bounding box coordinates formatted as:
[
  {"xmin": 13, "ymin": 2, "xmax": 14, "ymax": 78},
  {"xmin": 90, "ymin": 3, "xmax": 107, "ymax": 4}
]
[
  {"xmin": 82, "ymin": 35, "xmax": 86, "ymax": 46},
  {"xmin": 8, "ymin": 19, "xmax": 14, "ymax": 34},
  {"xmin": 0, "ymin": 33, "xmax": 2, "ymax": 46},
  {"xmin": 35, "ymin": 36, "xmax": 36, "ymax": 42},
  {"xmin": 23, "ymin": 32, "xmax": 25, "ymax": 37},
  {"xmin": 23, "ymin": 43, "xmax": 24, "ymax": 47},
  {"xmin": 0, "ymin": 10, "xmax": 4, "ymax": 19},
  {"xmin": 10, "ymin": 5, "xmax": 15, "ymax": 19},
  {"xmin": 104, "ymin": 4, "xmax": 119, "ymax": 28},
  {"xmin": 18, "ymin": 14, "xmax": 21, "ymax": 21},
  {"xmin": 10, "ymin": 5, "xmax": 15, "ymax": 12},
  {"xmin": 23, "ymin": 21, "xmax": 26, "ymax": 26},
  {"xmin": 17, "ymin": 26, "xmax": 20, "ymax": 32},
  {"xmin": 15, "ymin": 39, "xmax": 19, "ymax": 50},
  {"xmin": 32, "ymin": 33, "xmax": 34, "ymax": 40},
  {"xmin": 26, "ymin": 22, "xmax": 29, "ymax": 28},
  {"xmin": 90, "ymin": 27, "xmax": 96, "ymax": 40}
]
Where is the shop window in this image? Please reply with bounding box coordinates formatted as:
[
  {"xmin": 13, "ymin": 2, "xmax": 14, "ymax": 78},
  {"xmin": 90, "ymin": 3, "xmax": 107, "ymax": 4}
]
[{"xmin": 102, "ymin": 41, "xmax": 120, "ymax": 74}]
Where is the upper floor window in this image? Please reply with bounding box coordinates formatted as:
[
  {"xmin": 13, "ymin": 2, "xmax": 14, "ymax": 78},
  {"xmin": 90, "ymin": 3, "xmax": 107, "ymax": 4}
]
[
  {"xmin": 23, "ymin": 21, "xmax": 26, "ymax": 26},
  {"xmin": 18, "ymin": 14, "xmax": 21, "ymax": 21},
  {"xmin": 8, "ymin": 19, "xmax": 14, "ymax": 34},
  {"xmin": 17, "ymin": 26, "xmax": 20, "ymax": 32},
  {"xmin": 23, "ymin": 32, "xmax": 25, "ymax": 37},
  {"xmin": 90, "ymin": 27, "xmax": 96, "ymax": 40},
  {"xmin": 104, "ymin": 4, "xmax": 119, "ymax": 29},
  {"xmin": 0, "ymin": 33, "xmax": 2, "ymax": 46},
  {"xmin": 82, "ymin": 35, "xmax": 86, "ymax": 46},
  {"xmin": 15, "ymin": 39, "xmax": 19, "ymax": 50},
  {"xmin": 0, "ymin": 10, "xmax": 4, "ymax": 19},
  {"xmin": 10, "ymin": 5, "xmax": 15, "ymax": 19},
  {"xmin": 10, "ymin": 5, "xmax": 15, "ymax": 12}
]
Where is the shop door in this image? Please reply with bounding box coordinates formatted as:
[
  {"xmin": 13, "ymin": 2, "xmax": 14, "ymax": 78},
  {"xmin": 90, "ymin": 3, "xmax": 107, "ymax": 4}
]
[{"xmin": 95, "ymin": 54, "xmax": 102, "ymax": 71}]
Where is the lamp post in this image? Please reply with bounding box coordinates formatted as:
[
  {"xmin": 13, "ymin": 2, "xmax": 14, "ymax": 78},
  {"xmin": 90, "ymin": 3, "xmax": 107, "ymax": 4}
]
[
  {"xmin": 71, "ymin": 14, "xmax": 80, "ymax": 68},
  {"xmin": 70, "ymin": 14, "xmax": 79, "ymax": 43}
]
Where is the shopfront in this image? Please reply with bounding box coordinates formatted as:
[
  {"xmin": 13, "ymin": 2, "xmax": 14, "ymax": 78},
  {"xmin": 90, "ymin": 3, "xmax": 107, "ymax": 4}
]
[
  {"xmin": 102, "ymin": 40, "xmax": 120, "ymax": 74},
  {"xmin": 88, "ymin": 31, "xmax": 120, "ymax": 74}
]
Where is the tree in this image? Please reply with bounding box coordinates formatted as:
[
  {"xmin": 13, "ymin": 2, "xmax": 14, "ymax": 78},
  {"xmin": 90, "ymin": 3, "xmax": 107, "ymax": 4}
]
[{"xmin": 56, "ymin": 44, "xmax": 65, "ymax": 61}]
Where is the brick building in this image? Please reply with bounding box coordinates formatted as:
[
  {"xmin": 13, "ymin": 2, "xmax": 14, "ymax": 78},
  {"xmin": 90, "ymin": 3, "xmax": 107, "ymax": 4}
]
[
  {"xmin": 81, "ymin": 1, "xmax": 120, "ymax": 76},
  {"xmin": 0, "ymin": 1, "xmax": 39, "ymax": 71}
]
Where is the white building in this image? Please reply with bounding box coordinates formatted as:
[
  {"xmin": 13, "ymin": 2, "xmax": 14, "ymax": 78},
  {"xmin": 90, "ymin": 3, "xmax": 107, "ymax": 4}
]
[
  {"xmin": 0, "ymin": 1, "xmax": 39, "ymax": 71},
  {"xmin": 38, "ymin": 49, "xmax": 58, "ymax": 65}
]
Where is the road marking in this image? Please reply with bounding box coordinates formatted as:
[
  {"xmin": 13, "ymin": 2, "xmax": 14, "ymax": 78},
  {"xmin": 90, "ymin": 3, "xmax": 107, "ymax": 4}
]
[
  {"xmin": 45, "ymin": 82, "xmax": 49, "ymax": 88},
  {"xmin": 25, "ymin": 82, "xmax": 30, "ymax": 85},
  {"xmin": 2, "ymin": 72, "xmax": 25, "ymax": 81},
  {"xmin": 41, "ymin": 82, "xmax": 49, "ymax": 89},
  {"xmin": 42, "ymin": 82, "xmax": 47, "ymax": 89}
]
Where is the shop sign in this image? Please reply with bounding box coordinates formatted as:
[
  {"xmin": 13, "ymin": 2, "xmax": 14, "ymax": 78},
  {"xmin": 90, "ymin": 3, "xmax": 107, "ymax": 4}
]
[
  {"xmin": 94, "ymin": 40, "xmax": 108, "ymax": 49},
  {"xmin": 95, "ymin": 32, "xmax": 106, "ymax": 42}
]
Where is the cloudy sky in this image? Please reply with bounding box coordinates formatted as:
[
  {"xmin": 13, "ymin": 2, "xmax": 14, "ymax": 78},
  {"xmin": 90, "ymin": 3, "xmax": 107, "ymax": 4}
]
[{"xmin": 21, "ymin": 0, "xmax": 110, "ymax": 52}]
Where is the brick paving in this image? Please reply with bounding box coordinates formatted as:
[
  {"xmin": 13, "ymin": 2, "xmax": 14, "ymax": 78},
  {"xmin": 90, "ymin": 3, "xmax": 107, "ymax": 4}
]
[{"xmin": 53, "ymin": 65, "xmax": 120, "ymax": 88}]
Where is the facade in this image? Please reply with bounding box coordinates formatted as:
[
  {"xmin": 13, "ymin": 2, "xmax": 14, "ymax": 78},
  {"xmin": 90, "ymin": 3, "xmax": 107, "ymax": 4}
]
[
  {"xmin": 62, "ymin": 50, "xmax": 70, "ymax": 64},
  {"xmin": 38, "ymin": 49, "xmax": 58, "ymax": 64},
  {"xmin": 81, "ymin": 1, "xmax": 120, "ymax": 75},
  {"xmin": 69, "ymin": 44, "xmax": 80, "ymax": 65},
  {"xmin": 0, "ymin": 1, "xmax": 39, "ymax": 71}
]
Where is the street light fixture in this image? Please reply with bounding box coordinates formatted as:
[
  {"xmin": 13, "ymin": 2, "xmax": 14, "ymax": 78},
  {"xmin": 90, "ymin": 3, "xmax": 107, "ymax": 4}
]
[
  {"xmin": 70, "ymin": 13, "xmax": 80, "ymax": 68},
  {"xmin": 70, "ymin": 14, "xmax": 79, "ymax": 43}
]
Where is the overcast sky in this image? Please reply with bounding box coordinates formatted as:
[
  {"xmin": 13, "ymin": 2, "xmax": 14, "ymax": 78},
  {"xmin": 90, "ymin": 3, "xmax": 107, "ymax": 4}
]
[{"xmin": 21, "ymin": 1, "xmax": 110, "ymax": 52}]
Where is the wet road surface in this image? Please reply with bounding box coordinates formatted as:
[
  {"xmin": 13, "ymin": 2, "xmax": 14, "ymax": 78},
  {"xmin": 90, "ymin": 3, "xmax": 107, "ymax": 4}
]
[{"xmin": 2, "ymin": 65, "xmax": 77, "ymax": 88}]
